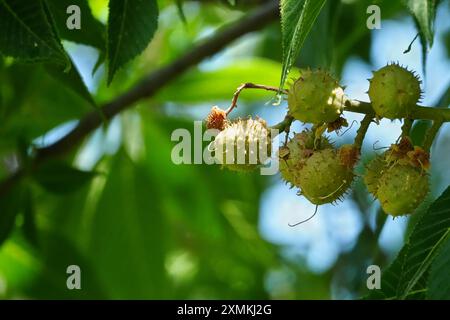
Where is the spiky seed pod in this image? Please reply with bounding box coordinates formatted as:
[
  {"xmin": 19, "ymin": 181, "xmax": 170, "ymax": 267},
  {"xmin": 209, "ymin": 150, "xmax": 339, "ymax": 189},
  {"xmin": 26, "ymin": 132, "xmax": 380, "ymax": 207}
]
[
  {"xmin": 288, "ymin": 69, "xmax": 346, "ymax": 124},
  {"xmin": 279, "ymin": 130, "xmax": 332, "ymax": 185},
  {"xmin": 298, "ymin": 149, "xmax": 354, "ymax": 205},
  {"xmin": 212, "ymin": 118, "xmax": 271, "ymax": 172},
  {"xmin": 365, "ymin": 137, "xmax": 431, "ymax": 197},
  {"xmin": 376, "ymin": 164, "xmax": 429, "ymax": 216},
  {"xmin": 363, "ymin": 155, "xmax": 388, "ymax": 195},
  {"xmin": 368, "ymin": 64, "xmax": 421, "ymax": 119},
  {"xmin": 205, "ymin": 106, "xmax": 228, "ymax": 131},
  {"xmin": 279, "ymin": 131, "xmax": 354, "ymax": 205}
]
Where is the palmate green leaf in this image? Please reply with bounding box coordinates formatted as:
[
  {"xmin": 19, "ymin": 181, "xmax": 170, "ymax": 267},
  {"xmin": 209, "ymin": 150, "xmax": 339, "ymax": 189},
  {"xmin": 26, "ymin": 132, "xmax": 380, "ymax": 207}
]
[
  {"xmin": 404, "ymin": 0, "xmax": 438, "ymax": 72},
  {"xmin": 45, "ymin": 0, "xmax": 105, "ymax": 51},
  {"xmin": 0, "ymin": 0, "xmax": 95, "ymax": 105},
  {"xmin": 370, "ymin": 245, "xmax": 410, "ymax": 299},
  {"xmin": 405, "ymin": 0, "xmax": 437, "ymax": 47},
  {"xmin": 32, "ymin": 161, "xmax": 97, "ymax": 194},
  {"xmin": 399, "ymin": 188, "xmax": 449, "ymax": 298},
  {"xmin": 279, "ymin": 0, "xmax": 327, "ymax": 90},
  {"xmin": 398, "ymin": 186, "xmax": 450, "ymax": 299},
  {"xmin": 46, "ymin": 0, "xmax": 106, "ymax": 75},
  {"xmin": 0, "ymin": 0, "xmax": 68, "ymax": 66},
  {"xmin": 107, "ymin": 0, "xmax": 159, "ymax": 84},
  {"xmin": 42, "ymin": 1, "xmax": 96, "ymax": 106},
  {"xmin": 428, "ymin": 235, "xmax": 450, "ymax": 299},
  {"xmin": 366, "ymin": 186, "xmax": 450, "ymax": 300}
]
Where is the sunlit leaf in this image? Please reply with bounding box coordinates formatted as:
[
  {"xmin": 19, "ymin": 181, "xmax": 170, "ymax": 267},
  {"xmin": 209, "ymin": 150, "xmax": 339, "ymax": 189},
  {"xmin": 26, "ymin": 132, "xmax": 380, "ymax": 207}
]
[
  {"xmin": 405, "ymin": 0, "xmax": 437, "ymax": 47},
  {"xmin": 405, "ymin": 0, "xmax": 438, "ymax": 72},
  {"xmin": 279, "ymin": 0, "xmax": 327, "ymax": 89}
]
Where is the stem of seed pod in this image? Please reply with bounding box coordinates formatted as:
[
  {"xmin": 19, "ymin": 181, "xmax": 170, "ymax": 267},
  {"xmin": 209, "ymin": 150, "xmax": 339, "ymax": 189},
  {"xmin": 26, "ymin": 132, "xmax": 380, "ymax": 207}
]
[
  {"xmin": 401, "ymin": 118, "xmax": 413, "ymax": 137},
  {"xmin": 344, "ymin": 99, "xmax": 450, "ymax": 122},
  {"xmin": 226, "ymin": 83, "xmax": 288, "ymax": 115},
  {"xmin": 354, "ymin": 114, "xmax": 373, "ymax": 149},
  {"xmin": 227, "ymin": 83, "xmax": 450, "ymax": 121},
  {"xmin": 423, "ymin": 119, "xmax": 444, "ymax": 152},
  {"xmin": 270, "ymin": 115, "xmax": 294, "ymax": 137}
]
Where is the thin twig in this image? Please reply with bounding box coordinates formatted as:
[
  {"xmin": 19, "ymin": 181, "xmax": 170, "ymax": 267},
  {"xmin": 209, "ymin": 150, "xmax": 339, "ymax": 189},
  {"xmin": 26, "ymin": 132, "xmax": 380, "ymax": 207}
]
[
  {"xmin": 288, "ymin": 205, "xmax": 319, "ymax": 227},
  {"xmin": 403, "ymin": 33, "xmax": 419, "ymax": 54},
  {"xmin": 226, "ymin": 83, "xmax": 287, "ymax": 115}
]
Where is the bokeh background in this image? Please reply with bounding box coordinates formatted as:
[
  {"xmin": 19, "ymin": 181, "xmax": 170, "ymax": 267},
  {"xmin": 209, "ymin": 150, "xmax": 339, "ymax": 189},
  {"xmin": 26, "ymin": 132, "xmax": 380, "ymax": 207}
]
[{"xmin": 0, "ymin": 0, "xmax": 449, "ymax": 299}]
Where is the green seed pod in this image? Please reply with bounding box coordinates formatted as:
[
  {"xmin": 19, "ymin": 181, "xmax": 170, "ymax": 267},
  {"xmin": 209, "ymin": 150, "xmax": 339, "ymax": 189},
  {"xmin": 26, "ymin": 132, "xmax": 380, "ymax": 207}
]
[
  {"xmin": 279, "ymin": 130, "xmax": 332, "ymax": 186},
  {"xmin": 298, "ymin": 148, "xmax": 354, "ymax": 205},
  {"xmin": 212, "ymin": 118, "xmax": 271, "ymax": 172},
  {"xmin": 376, "ymin": 164, "xmax": 429, "ymax": 216},
  {"xmin": 288, "ymin": 69, "xmax": 346, "ymax": 124},
  {"xmin": 363, "ymin": 155, "xmax": 388, "ymax": 195},
  {"xmin": 368, "ymin": 64, "xmax": 421, "ymax": 119}
]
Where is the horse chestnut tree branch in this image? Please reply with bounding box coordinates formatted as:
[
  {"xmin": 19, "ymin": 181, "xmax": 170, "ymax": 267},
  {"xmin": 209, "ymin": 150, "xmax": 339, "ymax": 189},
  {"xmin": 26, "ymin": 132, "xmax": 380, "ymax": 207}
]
[{"xmin": 205, "ymin": 64, "xmax": 449, "ymax": 219}]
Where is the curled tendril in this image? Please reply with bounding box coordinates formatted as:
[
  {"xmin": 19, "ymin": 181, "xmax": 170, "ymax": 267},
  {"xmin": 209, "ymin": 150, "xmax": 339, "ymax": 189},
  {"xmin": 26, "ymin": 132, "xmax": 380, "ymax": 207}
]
[
  {"xmin": 288, "ymin": 205, "xmax": 319, "ymax": 227},
  {"xmin": 336, "ymin": 120, "xmax": 357, "ymax": 137},
  {"xmin": 372, "ymin": 140, "xmax": 389, "ymax": 151}
]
